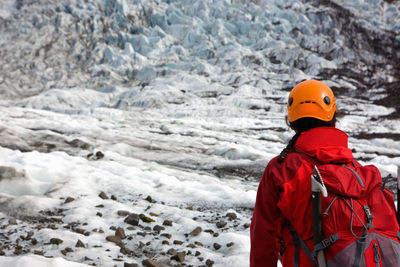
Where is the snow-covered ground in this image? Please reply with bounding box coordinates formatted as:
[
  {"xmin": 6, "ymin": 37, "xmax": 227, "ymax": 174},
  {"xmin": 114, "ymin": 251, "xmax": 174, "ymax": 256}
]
[{"xmin": 0, "ymin": 0, "xmax": 399, "ymax": 266}]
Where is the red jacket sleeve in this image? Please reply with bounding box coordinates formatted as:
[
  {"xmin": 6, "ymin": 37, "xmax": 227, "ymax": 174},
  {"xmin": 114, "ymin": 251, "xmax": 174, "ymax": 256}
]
[{"xmin": 250, "ymin": 163, "xmax": 282, "ymax": 267}]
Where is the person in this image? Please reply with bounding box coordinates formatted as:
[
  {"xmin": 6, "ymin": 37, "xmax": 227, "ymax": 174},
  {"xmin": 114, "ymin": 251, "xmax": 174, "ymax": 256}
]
[{"xmin": 250, "ymin": 79, "xmax": 381, "ymax": 266}]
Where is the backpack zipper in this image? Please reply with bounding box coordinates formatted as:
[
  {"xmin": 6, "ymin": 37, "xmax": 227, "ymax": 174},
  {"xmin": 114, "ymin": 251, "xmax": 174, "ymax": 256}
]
[{"xmin": 373, "ymin": 243, "xmax": 380, "ymax": 266}]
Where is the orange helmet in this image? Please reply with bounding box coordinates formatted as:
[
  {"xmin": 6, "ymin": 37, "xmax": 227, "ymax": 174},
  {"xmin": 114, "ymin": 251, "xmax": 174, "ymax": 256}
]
[{"xmin": 287, "ymin": 80, "xmax": 336, "ymax": 122}]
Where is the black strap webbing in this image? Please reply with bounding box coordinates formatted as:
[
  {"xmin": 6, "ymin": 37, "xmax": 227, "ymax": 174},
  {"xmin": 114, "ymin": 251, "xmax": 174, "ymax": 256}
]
[
  {"xmin": 314, "ymin": 233, "xmax": 339, "ymax": 252},
  {"xmin": 288, "ymin": 223, "xmax": 318, "ymax": 267}
]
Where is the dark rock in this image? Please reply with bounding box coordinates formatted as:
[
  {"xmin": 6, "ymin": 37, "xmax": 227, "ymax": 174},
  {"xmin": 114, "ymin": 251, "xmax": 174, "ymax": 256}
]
[
  {"xmin": 171, "ymin": 252, "xmax": 185, "ymax": 262},
  {"xmin": 76, "ymin": 240, "xmax": 85, "ymax": 248},
  {"xmin": 96, "ymin": 204, "xmax": 104, "ymax": 208},
  {"xmin": 165, "ymin": 248, "xmax": 176, "ymax": 257},
  {"xmin": 195, "ymin": 241, "xmax": 203, "ymax": 247},
  {"xmin": 160, "ymin": 233, "xmax": 172, "ymax": 239},
  {"xmin": 50, "ymin": 238, "xmax": 63, "ymax": 245},
  {"xmin": 96, "ymin": 212, "xmax": 103, "ymax": 217},
  {"xmin": 98, "ymin": 192, "xmax": 109, "ymax": 199},
  {"xmin": 173, "ymin": 240, "xmax": 184, "ymax": 245},
  {"xmin": 227, "ymin": 242, "xmax": 234, "ymax": 247},
  {"xmin": 124, "ymin": 213, "xmax": 140, "ymax": 226},
  {"xmin": 117, "ymin": 210, "xmax": 131, "ymax": 217},
  {"xmin": 225, "ymin": 212, "xmax": 237, "ymax": 220},
  {"xmin": 216, "ymin": 221, "xmax": 227, "ymax": 228},
  {"xmin": 206, "ymin": 259, "xmax": 215, "ymax": 266},
  {"xmin": 65, "ymin": 247, "xmax": 73, "ymax": 252},
  {"xmin": 195, "ymin": 251, "xmax": 201, "ymax": 256},
  {"xmin": 145, "ymin": 195, "xmax": 153, "ymax": 202},
  {"xmin": 187, "ymin": 243, "xmax": 196, "ymax": 248},
  {"xmin": 213, "ymin": 243, "xmax": 221, "ymax": 250},
  {"xmin": 142, "ymin": 259, "xmax": 163, "ymax": 267},
  {"xmin": 106, "ymin": 236, "xmax": 124, "ymax": 248},
  {"xmin": 31, "ymin": 238, "xmax": 38, "ymax": 245},
  {"xmin": 213, "ymin": 233, "xmax": 219, "ymax": 237},
  {"xmin": 64, "ymin": 197, "xmax": 75, "ymax": 204},
  {"xmin": 153, "ymin": 225, "xmax": 165, "ymax": 233},
  {"xmin": 124, "ymin": 263, "xmax": 139, "ymax": 267},
  {"xmin": 115, "ymin": 228, "xmax": 126, "ymax": 239},
  {"xmin": 162, "ymin": 220, "xmax": 173, "ymax": 226},
  {"xmin": 243, "ymin": 223, "xmax": 250, "ymax": 229},
  {"xmin": 162, "ymin": 240, "xmax": 169, "ymax": 245},
  {"xmin": 189, "ymin": 227, "xmax": 202, "ymax": 236},
  {"xmin": 139, "ymin": 214, "xmax": 155, "ymax": 223},
  {"xmin": 120, "ymin": 246, "xmax": 131, "ymax": 255},
  {"xmin": 111, "ymin": 195, "xmax": 117, "ymax": 200},
  {"xmin": 33, "ymin": 250, "xmax": 43, "ymax": 255}
]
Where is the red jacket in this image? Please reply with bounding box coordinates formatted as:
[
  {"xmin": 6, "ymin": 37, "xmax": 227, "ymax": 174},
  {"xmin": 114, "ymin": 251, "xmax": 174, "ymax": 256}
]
[{"xmin": 250, "ymin": 127, "xmax": 355, "ymax": 267}]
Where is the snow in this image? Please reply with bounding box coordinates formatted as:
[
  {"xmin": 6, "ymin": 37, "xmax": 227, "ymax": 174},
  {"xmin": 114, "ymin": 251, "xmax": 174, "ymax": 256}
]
[{"xmin": 0, "ymin": 0, "xmax": 399, "ymax": 266}]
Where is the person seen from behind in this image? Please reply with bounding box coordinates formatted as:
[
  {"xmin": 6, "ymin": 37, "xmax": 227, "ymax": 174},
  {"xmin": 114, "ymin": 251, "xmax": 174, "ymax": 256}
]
[{"xmin": 250, "ymin": 80, "xmax": 400, "ymax": 266}]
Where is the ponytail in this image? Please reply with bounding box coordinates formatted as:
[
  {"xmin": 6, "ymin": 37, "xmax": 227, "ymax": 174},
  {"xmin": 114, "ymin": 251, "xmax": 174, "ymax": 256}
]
[{"xmin": 278, "ymin": 132, "xmax": 301, "ymax": 163}]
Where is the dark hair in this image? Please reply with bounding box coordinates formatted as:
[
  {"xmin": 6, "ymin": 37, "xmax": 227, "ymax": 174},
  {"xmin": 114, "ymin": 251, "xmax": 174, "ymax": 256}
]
[{"xmin": 277, "ymin": 115, "xmax": 336, "ymax": 163}]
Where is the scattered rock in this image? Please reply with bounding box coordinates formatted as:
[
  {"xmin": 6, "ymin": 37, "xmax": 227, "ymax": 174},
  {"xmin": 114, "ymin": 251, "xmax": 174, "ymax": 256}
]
[
  {"xmin": 115, "ymin": 228, "xmax": 126, "ymax": 239},
  {"xmin": 167, "ymin": 248, "xmax": 177, "ymax": 255},
  {"xmin": 206, "ymin": 259, "xmax": 215, "ymax": 266},
  {"xmin": 64, "ymin": 197, "xmax": 75, "ymax": 204},
  {"xmin": 145, "ymin": 195, "xmax": 153, "ymax": 203},
  {"xmin": 106, "ymin": 236, "xmax": 124, "ymax": 248},
  {"xmin": 161, "ymin": 233, "xmax": 172, "ymax": 239},
  {"xmin": 96, "ymin": 204, "xmax": 104, "ymax": 208},
  {"xmin": 216, "ymin": 221, "xmax": 227, "ymax": 228},
  {"xmin": 213, "ymin": 243, "xmax": 221, "ymax": 250},
  {"xmin": 227, "ymin": 242, "xmax": 234, "ymax": 247},
  {"xmin": 33, "ymin": 250, "xmax": 43, "ymax": 256},
  {"xmin": 162, "ymin": 220, "xmax": 173, "ymax": 226},
  {"xmin": 142, "ymin": 259, "xmax": 163, "ymax": 267},
  {"xmin": 140, "ymin": 214, "xmax": 155, "ymax": 223},
  {"xmin": 124, "ymin": 263, "xmax": 138, "ymax": 267},
  {"xmin": 87, "ymin": 151, "xmax": 104, "ymax": 160},
  {"xmin": 98, "ymin": 192, "xmax": 109, "ymax": 199},
  {"xmin": 162, "ymin": 240, "xmax": 169, "ymax": 245},
  {"xmin": 153, "ymin": 225, "xmax": 165, "ymax": 233},
  {"xmin": 173, "ymin": 240, "xmax": 184, "ymax": 245},
  {"xmin": 213, "ymin": 233, "xmax": 219, "ymax": 237},
  {"xmin": 31, "ymin": 238, "xmax": 38, "ymax": 245},
  {"xmin": 50, "ymin": 238, "xmax": 63, "ymax": 245},
  {"xmin": 111, "ymin": 195, "xmax": 117, "ymax": 200},
  {"xmin": 120, "ymin": 246, "xmax": 131, "ymax": 255},
  {"xmin": 96, "ymin": 212, "xmax": 103, "ymax": 217},
  {"xmin": 195, "ymin": 251, "xmax": 201, "ymax": 256},
  {"xmin": 124, "ymin": 213, "xmax": 140, "ymax": 226},
  {"xmin": 117, "ymin": 210, "xmax": 131, "ymax": 217},
  {"xmin": 8, "ymin": 218, "xmax": 17, "ymax": 225},
  {"xmin": 195, "ymin": 241, "xmax": 203, "ymax": 247},
  {"xmin": 225, "ymin": 212, "xmax": 238, "ymax": 220},
  {"xmin": 76, "ymin": 240, "xmax": 85, "ymax": 248},
  {"xmin": 189, "ymin": 227, "xmax": 202, "ymax": 236},
  {"xmin": 171, "ymin": 252, "xmax": 185, "ymax": 262},
  {"xmin": 187, "ymin": 243, "xmax": 196, "ymax": 248},
  {"xmin": 243, "ymin": 223, "xmax": 250, "ymax": 229}
]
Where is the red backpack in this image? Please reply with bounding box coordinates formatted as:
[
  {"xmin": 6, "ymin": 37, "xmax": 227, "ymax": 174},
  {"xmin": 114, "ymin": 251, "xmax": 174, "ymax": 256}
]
[{"xmin": 288, "ymin": 160, "xmax": 400, "ymax": 266}]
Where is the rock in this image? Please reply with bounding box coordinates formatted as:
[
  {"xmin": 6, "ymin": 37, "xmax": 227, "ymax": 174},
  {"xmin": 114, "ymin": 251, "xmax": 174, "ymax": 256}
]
[
  {"xmin": 96, "ymin": 212, "xmax": 103, "ymax": 217},
  {"xmin": 167, "ymin": 248, "xmax": 177, "ymax": 255},
  {"xmin": 76, "ymin": 240, "xmax": 85, "ymax": 248},
  {"xmin": 120, "ymin": 246, "xmax": 131, "ymax": 255},
  {"xmin": 225, "ymin": 212, "xmax": 237, "ymax": 220},
  {"xmin": 142, "ymin": 259, "xmax": 163, "ymax": 267},
  {"xmin": 31, "ymin": 238, "xmax": 38, "ymax": 245},
  {"xmin": 173, "ymin": 240, "xmax": 184, "ymax": 245},
  {"xmin": 96, "ymin": 204, "xmax": 104, "ymax": 208},
  {"xmin": 145, "ymin": 195, "xmax": 153, "ymax": 202},
  {"xmin": 153, "ymin": 225, "xmax": 165, "ymax": 233},
  {"xmin": 213, "ymin": 233, "xmax": 219, "ymax": 237},
  {"xmin": 194, "ymin": 241, "xmax": 203, "ymax": 247},
  {"xmin": 111, "ymin": 195, "xmax": 117, "ymax": 200},
  {"xmin": 162, "ymin": 220, "xmax": 173, "ymax": 226},
  {"xmin": 50, "ymin": 238, "xmax": 63, "ymax": 245},
  {"xmin": 213, "ymin": 243, "xmax": 221, "ymax": 250},
  {"xmin": 98, "ymin": 192, "xmax": 109, "ymax": 199},
  {"xmin": 162, "ymin": 240, "xmax": 169, "ymax": 245},
  {"xmin": 216, "ymin": 221, "xmax": 227, "ymax": 228},
  {"xmin": 171, "ymin": 252, "xmax": 185, "ymax": 262},
  {"xmin": 243, "ymin": 223, "xmax": 250, "ymax": 229},
  {"xmin": 115, "ymin": 227, "xmax": 126, "ymax": 239},
  {"xmin": 189, "ymin": 226, "xmax": 202, "ymax": 236},
  {"xmin": 195, "ymin": 251, "xmax": 201, "ymax": 256},
  {"xmin": 33, "ymin": 250, "xmax": 43, "ymax": 255},
  {"xmin": 8, "ymin": 218, "xmax": 17, "ymax": 225},
  {"xmin": 124, "ymin": 263, "xmax": 139, "ymax": 267},
  {"xmin": 187, "ymin": 243, "xmax": 196, "ymax": 248},
  {"xmin": 139, "ymin": 214, "xmax": 155, "ymax": 223},
  {"xmin": 206, "ymin": 259, "xmax": 215, "ymax": 266},
  {"xmin": 106, "ymin": 236, "xmax": 124, "ymax": 248},
  {"xmin": 124, "ymin": 213, "xmax": 140, "ymax": 226},
  {"xmin": 117, "ymin": 210, "xmax": 131, "ymax": 217},
  {"xmin": 160, "ymin": 233, "xmax": 172, "ymax": 239},
  {"xmin": 64, "ymin": 197, "xmax": 75, "ymax": 204},
  {"xmin": 227, "ymin": 242, "xmax": 234, "ymax": 247},
  {"xmin": 65, "ymin": 247, "xmax": 73, "ymax": 253}
]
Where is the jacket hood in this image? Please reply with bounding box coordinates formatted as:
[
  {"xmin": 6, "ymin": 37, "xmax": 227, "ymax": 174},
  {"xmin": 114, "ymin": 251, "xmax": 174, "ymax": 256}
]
[{"xmin": 294, "ymin": 127, "xmax": 354, "ymax": 164}]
